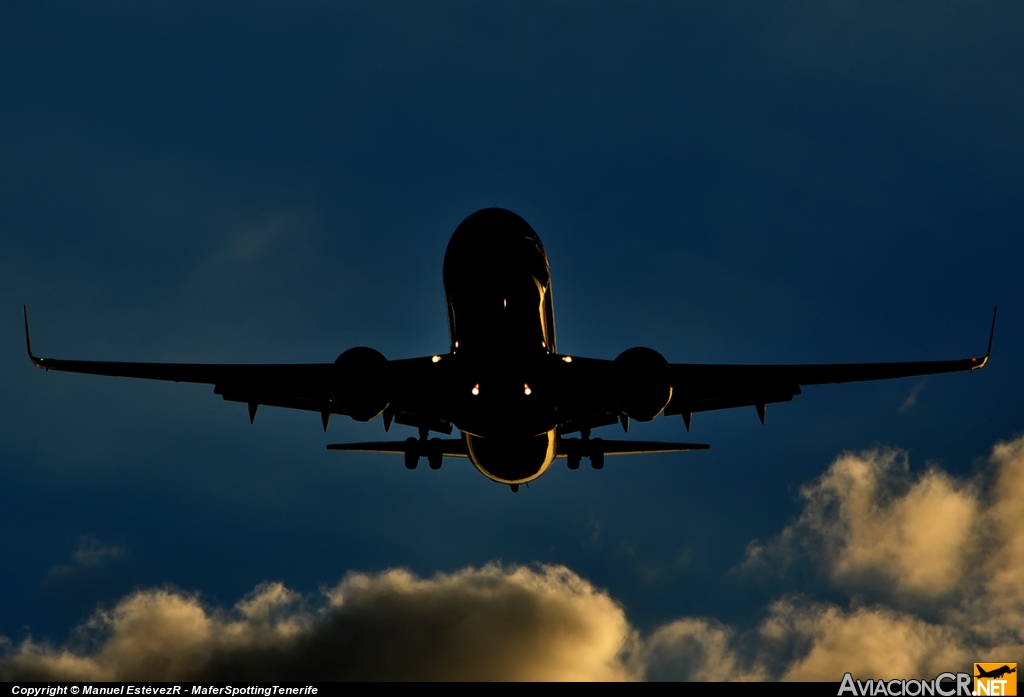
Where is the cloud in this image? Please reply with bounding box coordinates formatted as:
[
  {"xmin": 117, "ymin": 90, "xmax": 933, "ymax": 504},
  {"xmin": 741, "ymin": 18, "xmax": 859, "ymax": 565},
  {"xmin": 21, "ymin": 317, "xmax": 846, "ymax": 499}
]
[
  {"xmin": 5, "ymin": 435, "xmax": 1024, "ymax": 681},
  {"xmin": 47, "ymin": 536, "xmax": 125, "ymax": 579},
  {"xmin": 765, "ymin": 601, "xmax": 970, "ymax": 681},
  {"xmin": 1, "ymin": 565, "xmax": 638, "ymax": 681},
  {"xmin": 657, "ymin": 436, "xmax": 1024, "ymax": 681},
  {"xmin": 730, "ymin": 437, "xmax": 1024, "ymax": 680},
  {"xmin": 899, "ymin": 380, "xmax": 926, "ymax": 413},
  {"xmin": 640, "ymin": 618, "xmax": 763, "ymax": 682},
  {"xmin": 745, "ymin": 449, "xmax": 981, "ymax": 598}
]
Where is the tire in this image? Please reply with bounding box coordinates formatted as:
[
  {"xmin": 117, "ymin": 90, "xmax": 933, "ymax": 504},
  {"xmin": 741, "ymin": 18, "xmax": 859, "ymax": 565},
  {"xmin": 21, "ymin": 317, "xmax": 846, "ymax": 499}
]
[
  {"xmin": 428, "ymin": 438, "xmax": 443, "ymax": 470},
  {"xmin": 404, "ymin": 437, "xmax": 419, "ymax": 469}
]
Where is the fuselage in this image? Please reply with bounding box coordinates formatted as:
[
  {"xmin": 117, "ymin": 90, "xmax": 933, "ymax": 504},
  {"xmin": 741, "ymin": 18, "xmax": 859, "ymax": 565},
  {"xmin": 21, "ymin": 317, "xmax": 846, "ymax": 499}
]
[{"xmin": 442, "ymin": 208, "xmax": 559, "ymax": 485}]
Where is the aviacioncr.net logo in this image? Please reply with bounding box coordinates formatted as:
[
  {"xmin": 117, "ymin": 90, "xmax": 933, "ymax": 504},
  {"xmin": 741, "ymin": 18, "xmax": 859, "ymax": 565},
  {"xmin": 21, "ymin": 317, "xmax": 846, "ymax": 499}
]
[{"xmin": 838, "ymin": 672, "xmax": 972, "ymax": 696}]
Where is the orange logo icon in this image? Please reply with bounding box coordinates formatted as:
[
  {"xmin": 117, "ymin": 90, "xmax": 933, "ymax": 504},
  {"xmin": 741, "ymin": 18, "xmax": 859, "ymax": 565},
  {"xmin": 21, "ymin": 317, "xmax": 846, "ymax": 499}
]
[{"xmin": 974, "ymin": 664, "xmax": 1017, "ymax": 696}]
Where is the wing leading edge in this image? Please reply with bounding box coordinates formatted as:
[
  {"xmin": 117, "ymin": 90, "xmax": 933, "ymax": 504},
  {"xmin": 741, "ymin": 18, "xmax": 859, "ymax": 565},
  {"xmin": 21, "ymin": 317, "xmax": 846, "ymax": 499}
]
[
  {"xmin": 665, "ymin": 307, "xmax": 997, "ymax": 424},
  {"xmin": 23, "ymin": 306, "xmax": 413, "ymax": 424}
]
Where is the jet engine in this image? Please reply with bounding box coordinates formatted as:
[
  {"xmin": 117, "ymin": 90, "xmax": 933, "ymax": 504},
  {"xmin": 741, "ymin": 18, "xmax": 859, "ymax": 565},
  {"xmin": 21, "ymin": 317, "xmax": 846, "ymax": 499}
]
[
  {"xmin": 613, "ymin": 347, "xmax": 672, "ymax": 422},
  {"xmin": 333, "ymin": 347, "xmax": 390, "ymax": 421}
]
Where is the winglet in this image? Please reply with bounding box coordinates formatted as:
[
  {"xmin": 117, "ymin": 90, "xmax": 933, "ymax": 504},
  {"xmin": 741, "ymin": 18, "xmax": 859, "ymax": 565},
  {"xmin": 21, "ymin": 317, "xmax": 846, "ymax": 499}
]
[
  {"xmin": 23, "ymin": 305, "xmax": 46, "ymax": 369},
  {"xmin": 972, "ymin": 305, "xmax": 997, "ymax": 371}
]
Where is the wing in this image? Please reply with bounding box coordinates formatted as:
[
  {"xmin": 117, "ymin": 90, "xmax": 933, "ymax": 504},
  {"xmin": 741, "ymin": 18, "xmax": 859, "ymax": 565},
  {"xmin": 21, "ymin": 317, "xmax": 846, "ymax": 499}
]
[
  {"xmin": 23, "ymin": 307, "xmax": 443, "ymax": 427},
  {"xmin": 555, "ymin": 308, "xmax": 995, "ymax": 433},
  {"xmin": 665, "ymin": 308, "xmax": 997, "ymax": 424}
]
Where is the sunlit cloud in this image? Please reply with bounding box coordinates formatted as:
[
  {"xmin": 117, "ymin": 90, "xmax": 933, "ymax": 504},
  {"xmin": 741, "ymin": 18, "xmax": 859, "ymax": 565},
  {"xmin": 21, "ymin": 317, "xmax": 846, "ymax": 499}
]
[
  {"xmin": 744, "ymin": 449, "xmax": 980, "ymax": 598},
  {"xmin": 4, "ymin": 435, "xmax": 1023, "ymax": 681},
  {"xmin": 640, "ymin": 618, "xmax": 763, "ymax": 681},
  {"xmin": 730, "ymin": 436, "xmax": 1024, "ymax": 680},
  {"xmin": 1, "ymin": 565, "xmax": 638, "ymax": 681}
]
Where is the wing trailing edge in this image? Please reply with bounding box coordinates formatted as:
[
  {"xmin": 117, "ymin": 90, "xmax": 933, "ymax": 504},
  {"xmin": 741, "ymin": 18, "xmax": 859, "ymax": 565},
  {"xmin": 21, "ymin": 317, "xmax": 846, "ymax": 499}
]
[
  {"xmin": 556, "ymin": 438, "xmax": 710, "ymax": 456},
  {"xmin": 327, "ymin": 439, "xmax": 470, "ymax": 457}
]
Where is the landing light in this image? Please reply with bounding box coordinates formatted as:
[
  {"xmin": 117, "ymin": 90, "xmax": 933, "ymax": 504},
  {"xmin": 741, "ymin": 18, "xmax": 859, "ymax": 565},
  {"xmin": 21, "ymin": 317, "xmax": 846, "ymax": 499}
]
[
  {"xmin": 562, "ymin": 356, "xmax": 572, "ymax": 363},
  {"xmin": 471, "ymin": 384, "xmax": 480, "ymax": 396},
  {"xmin": 524, "ymin": 383, "xmax": 532, "ymax": 396},
  {"xmin": 431, "ymin": 355, "xmax": 441, "ymax": 363}
]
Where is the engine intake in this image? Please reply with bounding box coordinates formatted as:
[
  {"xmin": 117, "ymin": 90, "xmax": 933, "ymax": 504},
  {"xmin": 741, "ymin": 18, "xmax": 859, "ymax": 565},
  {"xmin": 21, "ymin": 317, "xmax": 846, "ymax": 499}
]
[
  {"xmin": 333, "ymin": 347, "xmax": 390, "ymax": 421},
  {"xmin": 613, "ymin": 347, "xmax": 672, "ymax": 422}
]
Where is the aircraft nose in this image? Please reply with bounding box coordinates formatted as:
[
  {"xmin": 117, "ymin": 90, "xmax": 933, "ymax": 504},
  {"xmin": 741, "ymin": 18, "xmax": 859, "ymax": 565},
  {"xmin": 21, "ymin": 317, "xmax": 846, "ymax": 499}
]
[{"xmin": 443, "ymin": 209, "xmax": 550, "ymax": 288}]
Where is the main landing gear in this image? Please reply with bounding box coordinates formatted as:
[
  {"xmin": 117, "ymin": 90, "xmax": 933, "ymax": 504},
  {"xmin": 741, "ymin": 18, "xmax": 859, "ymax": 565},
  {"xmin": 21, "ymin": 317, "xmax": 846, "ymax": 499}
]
[
  {"xmin": 404, "ymin": 428, "xmax": 444, "ymax": 470},
  {"xmin": 566, "ymin": 429, "xmax": 604, "ymax": 471}
]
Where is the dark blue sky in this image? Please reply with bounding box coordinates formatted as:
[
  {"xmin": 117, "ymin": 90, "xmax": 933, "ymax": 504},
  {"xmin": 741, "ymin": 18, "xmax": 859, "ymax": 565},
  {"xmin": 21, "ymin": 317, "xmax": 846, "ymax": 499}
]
[{"xmin": 1, "ymin": 2, "xmax": 1021, "ymax": 677}]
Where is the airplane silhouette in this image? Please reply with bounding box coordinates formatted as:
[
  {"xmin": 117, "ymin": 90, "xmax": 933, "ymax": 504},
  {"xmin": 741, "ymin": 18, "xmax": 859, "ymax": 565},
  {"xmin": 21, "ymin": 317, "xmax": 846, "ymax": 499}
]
[
  {"xmin": 24, "ymin": 208, "xmax": 996, "ymax": 492},
  {"xmin": 976, "ymin": 666, "xmax": 1017, "ymax": 680}
]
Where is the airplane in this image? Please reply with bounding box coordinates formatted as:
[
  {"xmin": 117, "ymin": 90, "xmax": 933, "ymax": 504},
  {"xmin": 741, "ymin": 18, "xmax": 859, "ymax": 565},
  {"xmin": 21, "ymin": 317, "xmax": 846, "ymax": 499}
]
[
  {"xmin": 24, "ymin": 208, "xmax": 996, "ymax": 492},
  {"xmin": 975, "ymin": 665, "xmax": 1016, "ymax": 680}
]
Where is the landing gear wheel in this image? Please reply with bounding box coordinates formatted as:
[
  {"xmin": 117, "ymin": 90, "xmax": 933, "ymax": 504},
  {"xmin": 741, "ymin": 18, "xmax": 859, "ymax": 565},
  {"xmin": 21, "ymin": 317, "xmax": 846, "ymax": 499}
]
[
  {"xmin": 590, "ymin": 438, "xmax": 604, "ymax": 470},
  {"xmin": 510, "ymin": 484, "xmax": 520, "ymax": 493},
  {"xmin": 404, "ymin": 437, "xmax": 419, "ymax": 469},
  {"xmin": 428, "ymin": 437, "xmax": 443, "ymax": 470},
  {"xmin": 567, "ymin": 453, "xmax": 581, "ymax": 470}
]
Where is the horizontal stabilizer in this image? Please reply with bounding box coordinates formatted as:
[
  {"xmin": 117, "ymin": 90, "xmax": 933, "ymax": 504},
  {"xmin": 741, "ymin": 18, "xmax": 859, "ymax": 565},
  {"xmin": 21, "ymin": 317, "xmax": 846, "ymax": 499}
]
[
  {"xmin": 327, "ymin": 439, "xmax": 469, "ymax": 457},
  {"xmin": 557, "ymin": 438, "xmax": 709, "ymax": 457}
]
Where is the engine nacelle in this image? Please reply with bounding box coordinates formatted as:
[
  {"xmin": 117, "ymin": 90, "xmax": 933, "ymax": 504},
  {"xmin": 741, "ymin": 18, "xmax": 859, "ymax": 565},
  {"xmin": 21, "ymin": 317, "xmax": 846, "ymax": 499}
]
[
  {"xmin": 333, "ymin": 347, "xmax": 390, "ymax": 422},
  {"xmin": 613, "ymin": 347, "xmax": 672, "ymax": 422}
]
